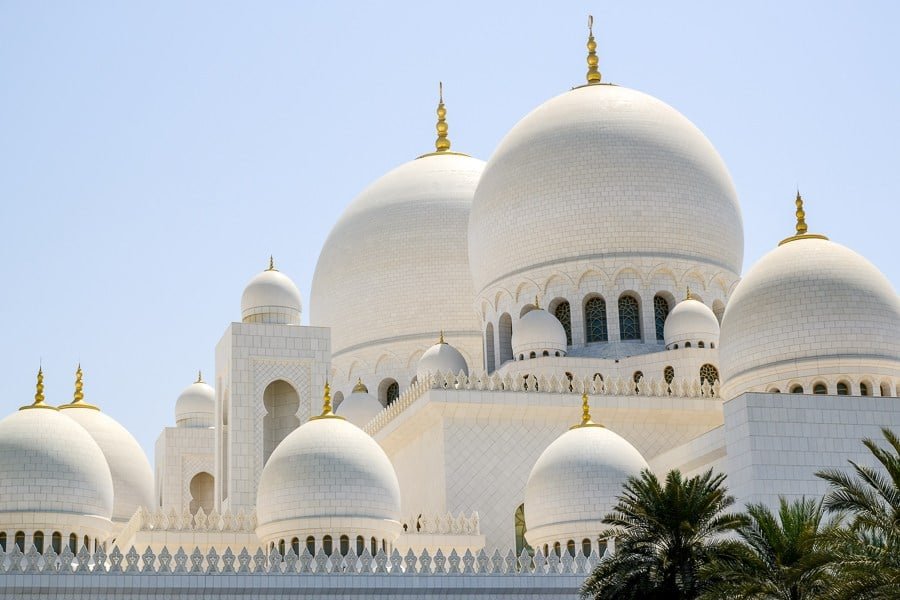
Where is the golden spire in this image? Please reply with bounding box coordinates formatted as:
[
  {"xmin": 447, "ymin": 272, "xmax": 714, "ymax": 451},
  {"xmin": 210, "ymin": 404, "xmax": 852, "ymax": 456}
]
[
  {"xmin": 686, "ymin": 286, "xmax": 693, "ymax": 301},
  {"xmin": 534, "ymin": 296, "xmax": 541, "ymax": 310},
  {"xmin": 352, "ymin": 378, "xmax": 369, "ymax": 394},
  {"xmin": 20, "ymin": 366, "xmax": 58, "ymax": 411},
  {"xmin": 586, "ymin": 15, "xmax": 602, "ymax": 85},
  {"xmin": 439, "ymin": 329, "xmax": 445, "ymax": 344},
  {"xmin": 434, "ymin": 82, "xmax": 451, "ymax": 153},
  {"xmin": 778, "ymin": 190, "xmax": 829, "ymax": 246},
  {"xmin": 570, "ymin": 391, "xmax": 603, "ymax": 429},
  {"xmin": 196, "ymin": 370, "xmax": 203, "ymax": 383},
  {"xmin": 266, "ymin": 255, "xmax": 277, "ymax": 271},
  {"xmin": 311, "ymin": 381, "xmax": 344, "ymax": 421},
  {"xmin": 59, "ymin": 364, "xmax": 99, "ymax": 411}
]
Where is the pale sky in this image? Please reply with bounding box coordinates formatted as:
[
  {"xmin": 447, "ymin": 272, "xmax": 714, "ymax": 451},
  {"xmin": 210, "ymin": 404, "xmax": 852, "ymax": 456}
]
[{"xmin": 1, "ymin": 1, "xmax": 898, "ymax": 458}]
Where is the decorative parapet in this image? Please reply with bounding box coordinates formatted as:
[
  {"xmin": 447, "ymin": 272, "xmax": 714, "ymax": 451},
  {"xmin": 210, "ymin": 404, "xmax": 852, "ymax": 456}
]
[
  {"xmin": 0, "ymin": 544, "xmax": 602, "ymax": 576},
  {"xmin": 365, "ymin": 370, "xmax": 719, "ymax": 434},
  {"xmin": 400, "ymin": 512, "xmax": 479, "ymax": 535},
  {"xmin": 116, "ymin": 507, "xmax": 257, "ymax": 544}
]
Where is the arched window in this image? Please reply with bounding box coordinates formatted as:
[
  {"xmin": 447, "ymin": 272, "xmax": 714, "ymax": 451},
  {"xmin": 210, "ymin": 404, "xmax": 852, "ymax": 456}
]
[
  {"xmin": 553, "ymin": 541, "xmax": 561, "ymax": 557},
  {"xmin": 710, "ymin": 343, "xmax": 715, "ymax": 349},
  {"xmin": 69, "ymin": 533, "xmax": 77, "ymax": 553},
  {"xmin": 189, "ymin": 472, "xmax": 214, "ymax": 515},
  {"xmin": 664, "ymin": 366, "xmax": 675, "ymax": 385},
  {"xmin": 33, "ymin": 531, "xmax": 43, "ymax": 553},
  {"xmin": 498, "ymin": 313, "xmax": 513, "ymax": 365},
  {"xmin": 370, "ymin": 537, "xmax": 377, "ymax": 556},
  {"xmin": 529, "ymin": 352, "xmax": 536, "ymax": 359},
  {"xmin": 542, "ymin": 350, "xmax": 549, "ymax": 357},
  {"xmin": 837, "ymin": 381, "xmax": 849, "ymax": 395},
  {"xmin": 791, "ymin": 385, "xmax": 804, "ymax": 394},
  {"xmin": 263, "ymin": 380, "xmax": 300, "ymax": 465},
  {"xmin": 386, "ymin": 381, "xmax": 399, "ymax": 405},
  {"xmin": 340, "ymin": 535, "xmax": 350, "ymax": 557},
  {"xmin": 584, "ymin": 297, "xmax": 608, "ymax": 343},
  {"xmin": 15, "ymin": 531, "xmax": 24, "ymax": 551},
  {"xmin": 543, "ymin": 544, "xmax": 549, "ymax": 557},
  {"xmin": 485, "ymin": 323, "xmax": 495, "ymax": 373},
  {"xmin": 698, "ymin": 341, "xmax": 705, "ymax": 348},
  {"xmin": 514, "ymin": 504, "xmax": 531, "ymax": 557},
  {"xmin": 356, "ymin": 535, "xmax": 364, "ymax": 556},
  {"xmin": 581, "ymin": 538, "xmax": 592, "ymax": 557},
  {"xmin": 618, "ymin": 295, "xmax": 641, "ymax": 340},
  {"xmin": 880, "ymin": 382, "xmax": 891, "ymax": 397},
  {"xmin": 84, "ymin": 535, "xmax": 89, "ymax": 551},
  {"xmin": 685, "ymin": 342, "xmax": 692, "ymax": 348},
  {"xmin": 306, "ymin": 536, "xmax": 315, "ymax": 555},
  {"xmin": 379, "ymin": 378, "xmax": 400, "ymax": 407},
  {"xmin": 565, "ymin": 372, "xmax": 574, "ymax": 392},
  {"xmin": 566, "ymin": 539, "xmax": 576, "ymax": 557},
  {"xmin": 769, "ymin": 388, "xmax": 781, "ymax": 394},
  {"xmin": 553, "ymin": 301, "xmax": 572, "ymax": 346},
  {"xmin": 813, "ymin": 383, "xmax": 827, "ymax": 395},
  {"xmin": 0, "ymin": 532, "xmax": 5, "ymax": 552},
  {"xmin": 291, "ymin": 537, "xmax": 299, "ymax": 556},
  {"xmin": 653, "ymin": 295, "xmax": 670, "ymax": 341},
  {"xmin": 322, "ymin": 535, "xmax": 333, "ymax": 556},
  {"xmin": 278, "ymin": 539, "xmax": 285, "ymax": 557},
  {"xmin": 699, "ymin": 364, "xmax": 719, "ymax": 385},
  {"xmin": 633, "ymin": 371, "xmax": 643, "ymax": 394},
  {"xmin": 52, "ymin": 532, "xmax": 61, "ymax": 554},
  {"xmin": 860, "ymin": 382, "xmax": 870, "ymax": 396}
]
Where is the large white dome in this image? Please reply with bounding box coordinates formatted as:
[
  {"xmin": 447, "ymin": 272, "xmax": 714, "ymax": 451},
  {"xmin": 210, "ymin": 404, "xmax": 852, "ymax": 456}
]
[
  {"xmin": 256, "ymin": 399, "xmax": 402, "ymax": 546},
  {"xmin": 524, "ymin": 400, "xmax": 648, "ymax": 549},
  {"xmin": 241, "ymin": 260, "xmax": 302, "ymax": 325},
  {"xmin": 310, "ymin": 150, "xmax": 485, "ymax": 390},
  {"xmin": 61, "ymin": 404, "xmax": 155, "ymax": 522},
  {"xmin": 511, "ymin": 308, "xmax": 568, "ymax": 359},
  {"xmin": 0, "ymin": 400, "xmax": 114, "ymax": 521},
  {"xmin": 469, "ymin": 83, "xmax": 743, "ymax": 296},
  {"xmin": 719, "ymin": 234, "xmax": 900, "ymax": 399},
  {"xmin": 174, "ymin": 376, "xmax": 215, "ymax": 428}
]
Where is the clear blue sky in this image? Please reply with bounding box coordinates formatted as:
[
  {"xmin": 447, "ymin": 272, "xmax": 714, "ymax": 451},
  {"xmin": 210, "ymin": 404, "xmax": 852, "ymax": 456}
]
[{"xmin": 1, "ymin": 1, "xmax": 898, "ymax": 458}]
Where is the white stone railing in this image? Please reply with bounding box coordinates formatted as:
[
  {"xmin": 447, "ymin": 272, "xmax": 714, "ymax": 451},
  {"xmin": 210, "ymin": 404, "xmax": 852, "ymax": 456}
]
[
  {"xmin": 400, "ymin": 512, "xmax": 479, "ymax": 535},
  {"xmin": 0, "ymin": 544, "xmax": 601, "ymax": 575},
  {"xmin": 366, "ymin": 370, "xmax": 719, "ymax": 434},
  {"xmin": 118, "ymin": 507, "xmax": 257, "ymax": 540}
]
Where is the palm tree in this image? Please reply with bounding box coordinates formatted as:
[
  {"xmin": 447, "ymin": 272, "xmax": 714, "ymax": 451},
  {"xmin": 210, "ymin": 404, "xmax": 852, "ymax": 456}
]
[
  {"xmin": 580, "ymin": 468, "xmax": 746, "ymax": 600},
  {"xmin": 699, "ymin": 497, "xmax": 838, "ymax": 600},
  {"xmin": 816, "ymin": 428, "xmax": 900, "ymax": 600}
]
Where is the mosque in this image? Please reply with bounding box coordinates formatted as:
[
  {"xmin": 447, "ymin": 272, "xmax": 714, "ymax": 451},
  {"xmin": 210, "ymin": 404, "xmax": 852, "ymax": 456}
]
[{"xmin": 1, "ymin": 19, "xmax": 898, "ymax": 599}]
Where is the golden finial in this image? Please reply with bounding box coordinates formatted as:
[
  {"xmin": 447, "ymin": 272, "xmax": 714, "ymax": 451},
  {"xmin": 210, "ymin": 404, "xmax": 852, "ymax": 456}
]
[
  {"xmin": 686, "ymin": 286, "xmax": 693, "ymax": 301},
  {"xmin": 534, "ymin": 296, "xmax": 541, "ymax": 310},
  {"xmin": 570, "ymin": 391, "xmax": 603, "ymax": 429},
  {"xmin": 586, "ymin": 15, "xmax": 602, "ymax": 85},
  {"xmin": 21, "ymin": 366, "xmax": 58, "ymax": 411},
  {"xmin": 352, "ymin": 378, "xmax": 369, "ymax": 394},
  {"xmin": 311, "ymin": 380, "xmax": 344, "ymax": 421},
  {"xmin": 59, "ymin": 364, "xmax": 99, "ymax": 410},
  {"xmin": 439, "ymin": 329, "xmax": 445, "ymax": 344},
  {"xmin": 778, "ymin": 190, "xmax": 829, "ymax": 246},
  {"xmin": 435, "ymin": 82, "xmax": 451, "ymax": 153},
  {"xmin": 266, "ymin": 255, "xmax": 277, "ymax": 271},
  {"xmin": 196, "ymin": 370, "xmax": 203, "ymax": 383}
]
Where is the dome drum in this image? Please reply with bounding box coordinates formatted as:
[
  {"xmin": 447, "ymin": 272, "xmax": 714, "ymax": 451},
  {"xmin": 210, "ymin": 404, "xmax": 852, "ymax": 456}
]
[{"xmin": 256, "ymin": 516, "xmax": 402, "ymax": 549}]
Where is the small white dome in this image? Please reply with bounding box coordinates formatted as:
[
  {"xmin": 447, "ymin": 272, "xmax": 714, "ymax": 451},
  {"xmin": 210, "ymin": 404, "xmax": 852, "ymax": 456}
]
[
  {"xmin": 335, "ymin": 380, "xmax": 383, "ymax": 428},
  {"xmin": 175, "ymin": 376, "xmax": 216, "ymax": 428},
  {"xmin": 416, "ymin": 336, "xmax": 469, "ymax": 380},
  {"xmin": 0, "ymin": 403, "xmax": 114, "ymax": 523},
  {"xmin": 720, "ymin": 235, "xmax": 900, "ymax": 399},
  {"xmin": 511, "ymin": 308, "xmax": 567, "ymax": 359},
  {"xmin": 663, "ymin": 297, "xmax": 720, "ymax": 349},
  {"xmin": 241, "ymin": 260, "xmax": 302, "ymax": 325},
  {"xmin": 256, "ymin": 409, "xmax": 402, "ymax": 545},
  {"xmin": 61, "ymin": 405, "xmax": 155, "ymax": 522},
  {"xmin": 524, "ymin": 416, "xmax": 648, "ymax": 549}
]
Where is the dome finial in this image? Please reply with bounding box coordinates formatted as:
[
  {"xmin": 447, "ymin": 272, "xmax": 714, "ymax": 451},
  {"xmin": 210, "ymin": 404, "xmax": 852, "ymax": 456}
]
[
  {"xmin": 311, "ymin": 380, "xmax": 345, "ymax": 421},
  {"xmin": 586, "ymin": 15, "xmax": 602, "ymax": 85},
  {"xmin": 59, "ymin": 364, "xmax": 100, "ymax": 410},
  {"xmin": 571, "ymin": 391, "xmax": 603, "ymax": 429},
  {"xmin": 686, "ymin": 286, "xmax": 693, "ymax": 301},
  {"xmin": 21, "ymin": 366, "xmax": 58, "ymax": 411},
  {"xmin": 267, "ymin": 255, "xmax": 277, "ymax": 271},
  {"xmin": 439, "ymin": 329, "xmax": 445, "ymax": 344},
  {"xmin": 196, "ymin": 370, "xmax": 203, "ymax": 383},
  {"xmin": 778, "ymin": 190, "xmax": 829, "ymax": 246},
  {"xmin": 435, "ymin": 81, "xmax": 451, "ymax": 153},
  {"xmin": 352, "ymin": 377, "xmax": 369, "ymax": 394},
  {"xmin": 534, "ymin": 295, "xmax": 540, "ymax": 310}
]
